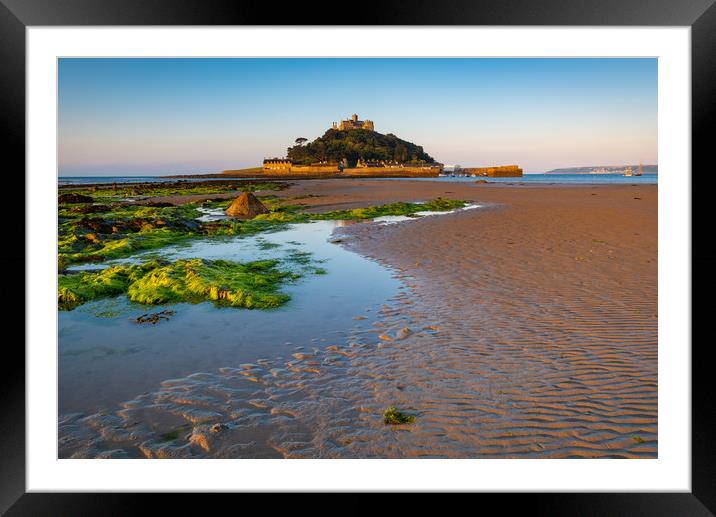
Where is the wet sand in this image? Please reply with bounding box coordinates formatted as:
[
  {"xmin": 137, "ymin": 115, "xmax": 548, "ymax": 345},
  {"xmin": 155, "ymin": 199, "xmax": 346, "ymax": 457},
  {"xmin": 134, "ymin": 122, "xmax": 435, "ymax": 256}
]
[
  {"xmin": 286, "ymin": 180, "xmax": 658, "ymax": 457},
  {"xmin": 60, "ymin": 180, "xmax": 657, "ymax": 458},
  {"xmin": 348, "ymin": 181, "xmax": 656, "ymax": 457}
]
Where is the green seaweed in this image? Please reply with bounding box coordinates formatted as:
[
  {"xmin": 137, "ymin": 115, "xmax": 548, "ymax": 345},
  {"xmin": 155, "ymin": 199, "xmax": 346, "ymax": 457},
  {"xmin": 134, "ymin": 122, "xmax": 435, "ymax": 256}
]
[
  {"xmin": 57, "ymin": 200, "xmax": 294, "ymax": 267},
  {"xmin": 59, "ymin": 258, "xmax": 298, "ymax": 311},
  {"xmin": 127, "ymin": 258, "xmax": 295, "ymax": 309},
  {"xmin": 383, "ymin": 406, "xmax": 416, "ymax": 425},
  {"xmin": 159, "ymin": 429, "xmax": 182, "ymax": 442},
  {"xmin": 256, "ymin": 239, "xmax": 282, "ymax": 250},
  {"xmin": 158, "ymin": 424, "xmax": 192, "ymax": 442},
  {"xmin": 58, "ymin": 202, "xmax": 206, "ymax": 267},
  {"xmin": 286, "ymin": 250, "xmax": 314, "ymax": 265},
  {"xmin": 58, "ymin": 262, "xmax": 159, "ymax": 310},
  {"xmin": 312, "ymin": 198, "xmax": 466, "ymax": 220},
  {"xmin": 61, "ymin": 180, "xmax": 287, "ymax": 201},
  {"xmin": 58, "ymin": 196, "xmax": 468, "ymax": 269},
  {"xmin": 59, "ymin": 228, "xmax": 196, "ymax": 267}
]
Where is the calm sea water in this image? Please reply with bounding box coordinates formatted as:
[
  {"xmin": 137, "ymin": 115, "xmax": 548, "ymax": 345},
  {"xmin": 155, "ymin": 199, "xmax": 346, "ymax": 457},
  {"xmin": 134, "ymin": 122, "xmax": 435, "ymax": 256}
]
[
  {"xmin": 379, "ymin": 173, "xmax": 658, "ymax": 185},
  {"xmin": 59, "ymin": 173, "xmax": 658, "ymax": 186},
  {"xmin": 58, "ymin": 176, "xmax": 227, "ymax": 185}
]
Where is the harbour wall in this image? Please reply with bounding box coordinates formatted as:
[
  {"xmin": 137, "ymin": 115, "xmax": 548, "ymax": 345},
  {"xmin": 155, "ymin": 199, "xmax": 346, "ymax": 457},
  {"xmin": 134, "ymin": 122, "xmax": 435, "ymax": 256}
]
[{"xmin": 463, "ymin": 165, "xmax": 523, "ymax": 177}]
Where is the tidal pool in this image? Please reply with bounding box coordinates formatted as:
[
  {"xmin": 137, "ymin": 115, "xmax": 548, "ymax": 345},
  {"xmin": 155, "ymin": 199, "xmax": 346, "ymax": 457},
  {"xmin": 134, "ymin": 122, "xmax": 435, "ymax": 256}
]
[
  {"xmin": 59, "ymin": 204, "xmax": 483, "ymax": 431},
  {"xmin": 59, "ymin": 220, "xmax": 402, "ymax": 415}
]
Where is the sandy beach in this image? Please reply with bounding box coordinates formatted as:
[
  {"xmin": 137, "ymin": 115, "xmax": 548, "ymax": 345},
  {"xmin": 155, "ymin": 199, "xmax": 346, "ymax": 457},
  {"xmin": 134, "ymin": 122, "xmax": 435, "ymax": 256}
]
[
  {"xmin": 58, "ymin": 179, "xmax": 657, "ymax": 458},
  {"xmin": 276, "ymin": 179, "xmax": 658, "ymax": 457}
]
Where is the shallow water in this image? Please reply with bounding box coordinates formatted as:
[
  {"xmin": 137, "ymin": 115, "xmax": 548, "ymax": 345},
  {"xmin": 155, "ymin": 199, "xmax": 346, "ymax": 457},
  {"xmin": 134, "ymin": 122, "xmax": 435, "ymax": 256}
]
[
  {"xmin": 372, "ymin": 203, "xmax": 481, "ymax": 224},
  {"xmin": 60, "ymin": 205, "xmax": 481, "ymax": 417},
  {"xmin": 59, "ymin": 220, "xmax": 401, "ymax": 415}
]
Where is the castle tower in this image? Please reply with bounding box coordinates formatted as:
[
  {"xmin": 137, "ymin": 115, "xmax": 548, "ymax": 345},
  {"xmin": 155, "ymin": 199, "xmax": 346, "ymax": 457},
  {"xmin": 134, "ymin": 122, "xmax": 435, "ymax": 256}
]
[{"xmin": 334, "ymin": 114, "xmax": 374, "ymax": 132}]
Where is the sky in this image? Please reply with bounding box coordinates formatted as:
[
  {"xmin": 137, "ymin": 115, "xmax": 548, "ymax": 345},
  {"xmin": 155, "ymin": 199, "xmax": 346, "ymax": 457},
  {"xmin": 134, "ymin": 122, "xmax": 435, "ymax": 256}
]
[{"xmin": 58, "ymin": 58, "xmax": 657, "ymax": 176}]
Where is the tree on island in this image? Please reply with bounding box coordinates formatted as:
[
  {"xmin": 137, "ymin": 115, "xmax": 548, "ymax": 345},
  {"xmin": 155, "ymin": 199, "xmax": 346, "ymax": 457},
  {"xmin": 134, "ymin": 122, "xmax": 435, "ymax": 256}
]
[
  {"xmin": 294, "ymin": 137, "xmax": 308, "ymax": 146},
  {"xmin": 286, "ymin": 128, "xmax": 435, "ymax": 166}
]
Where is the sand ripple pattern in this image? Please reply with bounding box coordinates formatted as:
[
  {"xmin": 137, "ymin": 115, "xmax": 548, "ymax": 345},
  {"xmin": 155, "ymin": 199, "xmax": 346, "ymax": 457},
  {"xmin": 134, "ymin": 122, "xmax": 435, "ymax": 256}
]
[{"xmin": 59, "ymin": 186, "xmax": 657, "ymax": 458}]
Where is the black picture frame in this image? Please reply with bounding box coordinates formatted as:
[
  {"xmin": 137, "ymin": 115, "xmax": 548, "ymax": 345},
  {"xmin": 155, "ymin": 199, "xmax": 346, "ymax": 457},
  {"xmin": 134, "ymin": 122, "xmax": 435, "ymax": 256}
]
[{"xmin": 2, "ymin": 0, "xmax": 712, "ymax": 511}]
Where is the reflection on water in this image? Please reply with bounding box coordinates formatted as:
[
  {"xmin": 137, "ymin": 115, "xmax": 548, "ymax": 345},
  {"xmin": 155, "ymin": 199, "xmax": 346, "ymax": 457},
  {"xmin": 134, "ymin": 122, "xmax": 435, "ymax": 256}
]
[
  {"xmin": 372, "ymin": 203, "xmax": 481, "ymax": 224},
  {"xmin": 59, "ymin": 220, "xmax": 401, "ymax": 414}
]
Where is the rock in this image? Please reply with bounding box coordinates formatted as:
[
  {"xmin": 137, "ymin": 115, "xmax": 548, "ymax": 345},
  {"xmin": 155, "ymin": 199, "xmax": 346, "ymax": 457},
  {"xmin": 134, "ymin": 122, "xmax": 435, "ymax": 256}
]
[
  {"xmin": 474, "ymin": 180, "xmax": 489, "ymax": 184},
  {"xmin": 395, "ymin": 327, "xmax": 412, "ymax": 340},
  {"xmin": 144, "ymin": 201, "xmax": 174, "ymax": 207},
  {"xmin": 133, "ymin": 310, "xmax": 175, "ymax": 324},
  {"xmin": 210, "ymin": 423, "xmax": 229, "ymax": 433},
  {"xmin": 225, "ymin": 192, "xmax": 270, "ymax": 218},
  {"xmin": 70, "ymin": 204, "xmax": 111, "ymax": 214},
  {"xmin": 59, "ymin": 193, "xmax": 94, "ymax": 204}
]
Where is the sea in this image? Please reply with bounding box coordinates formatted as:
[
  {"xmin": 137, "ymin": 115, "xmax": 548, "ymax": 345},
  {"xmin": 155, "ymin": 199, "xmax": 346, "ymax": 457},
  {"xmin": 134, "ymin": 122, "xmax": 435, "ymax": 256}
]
[
  {"xmin": 58, "ymin": 176, "xmax": 227, "ymax": 185},
  {"xmin": 58, "ymin": 173, "xmax": 658, "ymax": 186},
  {"xmin": 373, "ymin": 174, "xmax": 658, "ymax": 185}
]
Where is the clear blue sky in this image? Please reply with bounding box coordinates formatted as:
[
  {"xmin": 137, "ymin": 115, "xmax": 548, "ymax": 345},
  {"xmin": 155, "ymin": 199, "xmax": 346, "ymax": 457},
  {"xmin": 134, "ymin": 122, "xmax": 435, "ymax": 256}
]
[{"xmin": 58, "ymin": 58, "xmax": 657, "ymax": 175}]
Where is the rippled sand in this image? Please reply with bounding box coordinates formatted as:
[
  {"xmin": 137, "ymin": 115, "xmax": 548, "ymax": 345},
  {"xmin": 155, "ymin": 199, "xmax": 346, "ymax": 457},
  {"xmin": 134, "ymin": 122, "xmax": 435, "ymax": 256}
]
[{"xmin": 59, "ymin": 181, "xmax": 657, "ymax": 459}]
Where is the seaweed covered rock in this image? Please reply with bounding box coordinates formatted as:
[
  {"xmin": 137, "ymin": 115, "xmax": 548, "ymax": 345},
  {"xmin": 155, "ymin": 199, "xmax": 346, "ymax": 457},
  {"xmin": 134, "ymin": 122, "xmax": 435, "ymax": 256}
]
[
  {"xmin": 58, "ymin": 258, "xmax": 296, "ymax": 310},
  {"xmin": 144, "ymin": 201, "xmax": 175, "ymax": 208},
  {"xmin": 225, "ymin": 192, "xmax": 270, "ymax": 218},
  {"xmin": 77, "ymin": 215, "xmax": 199, "ymax": 234},
  {"xmin": 69, "ymin": 204, "xmax": 112, "ymax": 214},
  {"xmin": 59, "ymin": 193, "xmax": 94, "ymax": 204}
]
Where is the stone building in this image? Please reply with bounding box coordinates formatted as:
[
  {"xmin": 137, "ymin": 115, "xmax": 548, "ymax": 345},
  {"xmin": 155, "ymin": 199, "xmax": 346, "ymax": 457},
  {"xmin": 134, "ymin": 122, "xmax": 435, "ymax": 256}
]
[
  {"xmin": 262, "ymin": 158, "xmax": 292, "ymax": 170},
  {"xmin": 332, "ymin": 114, "xmax": 375, "ymax": 131},
  {"xmin": 260, "ymin": 158, "xmax": 339, "ymax": 174},
  {"xmin": 356, "ymin": 159, "xmax": 402, "ymax": 168}
]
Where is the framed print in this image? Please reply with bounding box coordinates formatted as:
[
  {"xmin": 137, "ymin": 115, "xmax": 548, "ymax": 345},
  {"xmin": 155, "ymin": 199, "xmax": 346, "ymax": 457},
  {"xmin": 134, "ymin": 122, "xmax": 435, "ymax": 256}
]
[{"xmin": 2, "ymin": 0, "xmax": 713, "ymax": 512}]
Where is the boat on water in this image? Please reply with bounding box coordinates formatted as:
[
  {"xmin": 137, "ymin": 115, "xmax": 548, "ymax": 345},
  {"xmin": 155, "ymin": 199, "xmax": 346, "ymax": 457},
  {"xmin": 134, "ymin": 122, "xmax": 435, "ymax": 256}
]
[
  {"xmin": 635, "ymin": 164, "xmax": 643, "ymax": 176},
  {"xmin": 623, "ymin": 166, "xmax": 633, "ymax": 177}
]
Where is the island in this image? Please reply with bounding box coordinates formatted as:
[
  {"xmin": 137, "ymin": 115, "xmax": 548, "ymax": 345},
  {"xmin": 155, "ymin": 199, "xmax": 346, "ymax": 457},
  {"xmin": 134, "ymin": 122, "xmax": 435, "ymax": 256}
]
[{"xmin": 221, "ymin": 114, "xmax": 521, "ymax": 179}]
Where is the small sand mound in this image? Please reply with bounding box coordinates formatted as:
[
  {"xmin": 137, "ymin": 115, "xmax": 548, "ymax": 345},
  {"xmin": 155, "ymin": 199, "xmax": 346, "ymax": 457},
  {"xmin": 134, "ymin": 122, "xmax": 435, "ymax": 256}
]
[{"xmin": 225, "ymin": 192, "xmax": 270, "ymax": 218}]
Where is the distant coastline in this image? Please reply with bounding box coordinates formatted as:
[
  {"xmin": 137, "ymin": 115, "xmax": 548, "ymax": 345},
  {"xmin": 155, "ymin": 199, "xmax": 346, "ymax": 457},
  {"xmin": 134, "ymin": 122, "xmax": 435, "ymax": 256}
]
[{"xmin": 545, "ymin": 164, "xmax": 658, "ymax": 174}]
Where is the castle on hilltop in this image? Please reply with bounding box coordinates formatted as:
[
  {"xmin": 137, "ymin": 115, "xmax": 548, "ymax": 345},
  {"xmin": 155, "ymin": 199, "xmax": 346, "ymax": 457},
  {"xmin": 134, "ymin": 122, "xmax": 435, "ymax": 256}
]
[{"xmin": 332, "ymin": 113, "xmax": 374, "ymax": 131}]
